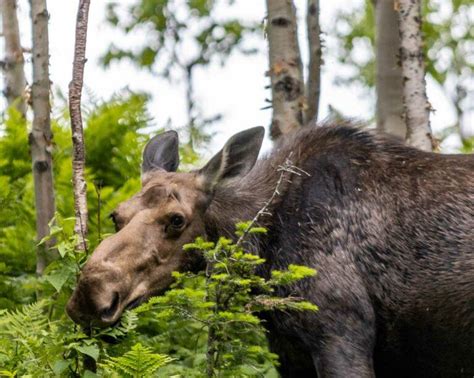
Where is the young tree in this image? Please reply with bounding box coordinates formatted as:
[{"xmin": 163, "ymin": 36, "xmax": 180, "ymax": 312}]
[
  {"xmin": 69, "ymin": 0, "xmax": 91, "ymax": 252},
  {"xmin": 305, "ymin": 0, "xmax": 322, "ymax": 124},
  {"xmin": 374, "ymin": 0, "xmax": 405, "ymax": 138},
  {"xmin": 30, "ymin": 0, "xmax": 56, "ymax": 274},
  {"xmin": 1, "ymin": 0, "xmax": 27, "ymax": 118},
  {"xmin": 265, "ymin": 0, "xmax": 305, "ymax": 139},
  {"xmin": 397, "ymin": 0, "xmax": 434, "ymax": 151}
]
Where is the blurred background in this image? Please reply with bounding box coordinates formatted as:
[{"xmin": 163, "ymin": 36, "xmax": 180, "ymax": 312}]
[
  {"xmin": 2, "ymin": 0, "xmax": 472, "ymax": 153},
  {"xmin": 0, "ymin": 1, "xmax": 473, "ymax": 375}
]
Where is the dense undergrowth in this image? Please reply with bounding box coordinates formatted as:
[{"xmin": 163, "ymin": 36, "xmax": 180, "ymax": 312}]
[{"xmin": 0, "ymin": 94, "xmax": 319, "ymax": 377}]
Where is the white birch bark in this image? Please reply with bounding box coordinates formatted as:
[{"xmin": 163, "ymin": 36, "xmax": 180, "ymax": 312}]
[
  {"xmin": 30, "ymin": 0, "xmax": 56, "ymax": 274},
  {"xmin": 69, "ymin": 0, "xmax": 91, "ymax": 252},
  {"xmin": 266, "ymin": 0, "xmax": 305, "ymax": 139},
  {"xmin": 397, "ymin": 0, "xmax": 434, "ymax": 151},
  {"xmin": 1, "ymin": 0, "xmax": 27, "ymax": 117},
  {"xmin": 305, "ymin": 0, "xmax": 322, "ymax": 124}
]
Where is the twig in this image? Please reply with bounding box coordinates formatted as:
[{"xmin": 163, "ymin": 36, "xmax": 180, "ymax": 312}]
[
  {"xmin": 93, "ymin": 180, "xmax": 103, "ymax": 242},
  {"xmin": 235, "ymin": 154, "xmax": 309, "ymax": 248}
]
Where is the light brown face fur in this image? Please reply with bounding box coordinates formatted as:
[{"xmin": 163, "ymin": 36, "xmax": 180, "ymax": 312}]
[
  {"xmin": 66, "ymin": 171, "xmax": 208, "ymax": 326},
  {"xmin": 67, "ymin": 127, "xmax": 265, "ymax": 327}
]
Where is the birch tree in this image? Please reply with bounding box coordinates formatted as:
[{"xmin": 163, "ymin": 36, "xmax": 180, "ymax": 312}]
[
  {"xmin": 397, "ymin": 0, "xmax": 434, "ymax": 151},
  {"xmin": 374, "ymin": 0, "xmax": 405, "ymax": 139},
  {"xmin": 266, "ymin": 0, "xmax": 305, "ymax": 139},
  {"xmin": 69, "ymin": 0, "xmax": 91, "ymax": 252},
  {"xmin": 1, "ymin": 0, "xmax": 27, "ymax": 118},
  {"xmin": 305, "ymin": 0, "xmax": 322, "ymax": 124},
  {"xmin": 30, "ymin": 0, "xmax": 56, "ymax": 274}
]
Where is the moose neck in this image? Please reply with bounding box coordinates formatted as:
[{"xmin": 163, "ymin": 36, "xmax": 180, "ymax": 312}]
[{"xmin": 204, "ymin": 153, "xmax": 293, "ymax": 245}]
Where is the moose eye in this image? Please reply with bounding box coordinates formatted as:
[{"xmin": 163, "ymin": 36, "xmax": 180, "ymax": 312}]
[
  {"xmin": 109, "ymin": 212, "xmax": 119, "ymax": 231},
  {"xmin": 169, "ymin": 214, "xmax": 185, "ymax": 229},
  {"xmin": 109, "ymin": 211, "xmax": 125, "ymax": 232}
]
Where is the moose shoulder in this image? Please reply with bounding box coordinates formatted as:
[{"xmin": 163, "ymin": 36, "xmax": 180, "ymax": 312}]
[{"xmin": 67, "ymin": 124, "xmax": 474, "ymax": 377}]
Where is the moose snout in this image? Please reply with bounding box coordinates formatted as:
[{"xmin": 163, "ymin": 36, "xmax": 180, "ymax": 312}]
[{"xmin": 66, "ymin": 269, "xmax": 128, "ymax": 327}]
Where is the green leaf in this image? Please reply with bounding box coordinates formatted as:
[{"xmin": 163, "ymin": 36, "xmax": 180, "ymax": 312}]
[
  {"xmin": 52, "ymin": 360, "xmax": 70, "ymax": 375},
  {"xmin": 57, "ymin": 241, "xmax": 71, "ymax": 258},
  {"xmin": 45, "ymin": 268, "xmax": 70, "ymax": 293},
  {"xmin": 75, "ymin": 344, "xmax": 100, "ymax": 361}
]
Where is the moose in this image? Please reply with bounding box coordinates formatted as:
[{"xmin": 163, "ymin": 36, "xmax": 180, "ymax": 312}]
[{"xmin": 67, "ymin": 123, "xmax": 474, "ymax": 377}]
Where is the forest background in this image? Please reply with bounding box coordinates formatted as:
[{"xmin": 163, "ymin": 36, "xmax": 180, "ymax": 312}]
[{"xmin": 0, "ymin": 0, "xmax": 473, "ymax": 376}]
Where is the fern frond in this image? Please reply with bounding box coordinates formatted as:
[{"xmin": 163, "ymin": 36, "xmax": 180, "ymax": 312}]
[
  {"xmin": 103, "ymin": 343, "xmax": 174, "ymax": 377},
  {"xmin": 0, "ymin": 300, "xmax": 49, "ymax": 340}
]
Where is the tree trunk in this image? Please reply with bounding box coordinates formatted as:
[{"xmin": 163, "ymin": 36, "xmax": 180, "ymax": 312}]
[
  {"xmin": 397, "ymin": 0, "xmax": 434, "ymax": 151},
  {"xmin": 266, "ymin": 0, "xmax": 305, "ymax": 140},
  {"xmin": 374, "ymin": 0, "xmax": 405, "ymax": 139},
  {"xmin": 1, "ymin": 0, "xmax": 27, "ymax": 118},
  {"xmin": 30, "ymin": 0, "xmax": 56, "ymax": 275},
  {"xmin": 305, "ymin": 0, "xmax": 321, "ymax": 124},
  {"xmin": 69, "ymin": 0, "xmax": 91, "ymax": 253}
]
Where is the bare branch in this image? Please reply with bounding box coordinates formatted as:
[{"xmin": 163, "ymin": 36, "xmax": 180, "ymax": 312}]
[{"xmin": 69, "ymin": 0, "xmax": 91, "ymax": 252}]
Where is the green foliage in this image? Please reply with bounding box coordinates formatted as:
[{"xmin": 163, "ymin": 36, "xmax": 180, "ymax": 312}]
[
  {"xmin": 0, "ymin": 211, "xmax": 317, "ymax": 377},
  {"xmin": 101, "ymin": 0, "xmax": 261, "ymax": 152},
  {"xmin": 0, "ymin": 92, "xmax": 148, "ymax": 309},
  {"xmin": 333, "ymin": 0, "xmax": 473, "ymax": 89},
  {"xmin": 0, "ymin": 291, "xmax": 145, "ymax": 377},
  {"xmin": 138, "ymin": 223, "xmax": 317, "ymax": 377},
  {"xmin": 0, "ymin": 108, "xmax": 318, "ymax": 377},
  {"xmin": 460, "ymin": 136, "xmax": 474, "ymax": 154},
  {"xmin": 102, "ymin": 0, "xmax": 259, "ymax": 75},
  {"xmin": 85, "ymin": 93, "xmax": 151, "ymax": 188},
  {"xmin": 103, "ymin": 343, "xmax": 174, "ymax": 377}
]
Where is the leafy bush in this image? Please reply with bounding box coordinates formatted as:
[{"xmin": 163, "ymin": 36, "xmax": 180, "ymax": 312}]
[
  {"xmin": 0, "ymin": 215, "xmax": 317, "ymax": 377},
  {"xmin": 0, "ymin": 92, "xmax": 150, "ymax": 309},
  {"xmin": 133, "ymin": 222, "xmax": 317, "ymax": 377},
  {"xmin": 0, "ymin": 102, "xmax": 318, "ymax": 376}
]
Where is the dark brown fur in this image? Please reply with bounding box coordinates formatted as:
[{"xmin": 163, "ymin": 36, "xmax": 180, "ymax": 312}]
[{"xmin": 68, "ymin": 124, "xmax": 474, "ymax": 377}]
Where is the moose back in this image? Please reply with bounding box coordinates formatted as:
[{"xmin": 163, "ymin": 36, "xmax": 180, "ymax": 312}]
[{"xmin": 67, "ymin": 124, "xmax": 474, "ymax": 377}]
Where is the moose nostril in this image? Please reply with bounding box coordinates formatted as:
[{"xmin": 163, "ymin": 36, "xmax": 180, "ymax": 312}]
[{"xmin": 99, "ymin": 292, "xmax": 120, "ymax": 321}]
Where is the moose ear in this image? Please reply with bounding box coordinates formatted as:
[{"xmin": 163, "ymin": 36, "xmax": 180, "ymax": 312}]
[
  {"xmin": 199, "ymin": 126, "xmax": 264, "ymax": 191},
  {"xmin": 142, "ymin": 130, "xmax": 180, "ymax": 174}
]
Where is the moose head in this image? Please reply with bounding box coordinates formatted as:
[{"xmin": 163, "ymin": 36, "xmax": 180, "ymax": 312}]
[{"xmin": 66, "ymin": 127, "xmax": 264, "ymax": 327}]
